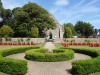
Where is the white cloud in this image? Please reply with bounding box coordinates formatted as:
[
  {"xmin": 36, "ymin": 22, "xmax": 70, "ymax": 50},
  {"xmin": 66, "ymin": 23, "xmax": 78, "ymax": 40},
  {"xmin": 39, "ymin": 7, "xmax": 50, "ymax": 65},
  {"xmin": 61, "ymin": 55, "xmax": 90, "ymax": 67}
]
[
  {"xmin": 86, "ymin": 0, "xmax": 98, "ymax": 6},
  {"xmin": 50, "ymin": 0, "xmax": 100, "ymax": 26},
  {"xmin": 74, "ymin": 0, "xmax": 85, "ymax": 8},
  {"xmin": 81, "ymin": 6, "xmax": 100, "ymax": 13},
  {"xmin": 2, "ymin": 0, "xmax": 29, "ymax": 10},
  {"xmin": 55, "ymin": 0, "xmax": 69, "ymax": 6}
]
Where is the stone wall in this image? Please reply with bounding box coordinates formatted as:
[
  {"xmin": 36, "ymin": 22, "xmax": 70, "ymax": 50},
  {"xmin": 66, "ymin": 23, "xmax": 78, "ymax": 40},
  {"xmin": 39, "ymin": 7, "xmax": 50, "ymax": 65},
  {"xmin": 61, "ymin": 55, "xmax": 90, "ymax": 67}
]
[
  {"xmin": 1, "ymin": 38, "xmax": 46, "ymax": 44},
  {"xmin": 54, "ymin": 38, "xmax": 100, "ymax": 43}
]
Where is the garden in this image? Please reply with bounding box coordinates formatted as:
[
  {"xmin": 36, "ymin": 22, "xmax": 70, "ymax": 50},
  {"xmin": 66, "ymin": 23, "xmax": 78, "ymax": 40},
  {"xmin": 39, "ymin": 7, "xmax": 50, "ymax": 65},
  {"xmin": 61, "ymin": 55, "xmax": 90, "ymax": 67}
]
[
  {"xmin": 0, "ymin": 42, "xmax": 100, "ymax": 75},
  {"xmin": 0, "ymin": 1, "xmax": 100, "ymax": 75}
]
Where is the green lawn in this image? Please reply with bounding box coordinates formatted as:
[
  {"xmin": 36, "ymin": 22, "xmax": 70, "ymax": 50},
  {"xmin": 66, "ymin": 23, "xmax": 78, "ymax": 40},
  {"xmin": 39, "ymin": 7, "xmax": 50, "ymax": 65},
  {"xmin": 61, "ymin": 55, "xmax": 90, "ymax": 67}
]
[
  {"xmin": 67, "ymin": 46, "xmax": 100, "ymax": 50},
  {"xmin": 0, "ymin": 46, "xmax": 37, "ymax": 51},
  {"xmin": 0, "ymin": 72, "xmax": 8, "ymax": 75}
]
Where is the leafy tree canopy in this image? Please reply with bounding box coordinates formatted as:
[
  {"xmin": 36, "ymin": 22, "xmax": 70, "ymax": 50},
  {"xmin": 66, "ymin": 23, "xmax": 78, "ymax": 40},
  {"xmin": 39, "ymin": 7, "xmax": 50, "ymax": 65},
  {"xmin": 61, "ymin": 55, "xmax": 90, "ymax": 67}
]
[
  {"xmin": 64, "ymin": 23, "xmax": 77, "ymax": 36},
  {"xmin": 0, "ymin": 25, "xmax": 14, "ymax": 37},
  {"xmin": 75, "ymin": 21, "xmax": 94, "ymax": 38},
  {"xmin": 11, "ymin": 2, "xmax": 57, "ymax": 37},
  {"xmin": 64, "ymin": 27, "xmax": 72, "ymax": 38}
]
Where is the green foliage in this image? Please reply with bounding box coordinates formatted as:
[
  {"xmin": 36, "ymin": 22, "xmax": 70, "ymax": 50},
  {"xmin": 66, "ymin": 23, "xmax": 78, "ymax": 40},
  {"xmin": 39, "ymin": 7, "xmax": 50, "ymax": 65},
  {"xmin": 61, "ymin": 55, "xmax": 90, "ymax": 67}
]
[
  {"xmin": 64, "ymin": 23, "xmax": 77, "ymax": 36},
  {"xmin": 0, "ymin": 0, "xmax": 3, "ymax": 11},
  {"xmin": 63, "ymin": 47, "xmax": 100, "ymax": 75},
  {"xmin": 75, "ymin": 21, "xmax": 94, "ymax": 38},
  {"xmin": 25, "ymin": 48, "xmax": 74, "ymax": 62},
  {"xmin": 89, "ymin": 72, "xmax": 100, "ymax": 75},
  {"xmin": 11, "ymin": 3, "xmax": 56, "ymax": 37},
  {"xmin": 0, "ymin": 58, "xmax": 27, "ymax": 75},
  {"xmin": 1, "ymin": 9, "xmax": 11, "ymax": 19},
  {"xmin": 31, "ymin": 27, "xmax": 39, "ymax": 38},
  {"xmin": 0, "ymin": 25, "xmax": 14, "ymax": 37},
  {"xmin": 0, "ymin": 46, "xmax": 39, "ymax": 75},
  {"xmin": 64, "ymin": 27, "xmax": 72, "ymax": 38},
  {"xmin": 14, "ymin": 9, "xmax": 29, "ymax": 22},
  {"xmin": 4, "ymin": 35, "xmax": 12, "ymax": 41}
]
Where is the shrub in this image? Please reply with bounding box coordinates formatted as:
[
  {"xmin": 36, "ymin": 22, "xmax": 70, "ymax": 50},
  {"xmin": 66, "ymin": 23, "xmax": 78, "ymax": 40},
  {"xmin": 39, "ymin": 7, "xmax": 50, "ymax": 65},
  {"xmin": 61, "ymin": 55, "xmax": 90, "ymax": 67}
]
[
  {"xmin": 64, "ymin": 27, "xmax": 72, "ymax": 38},
  {"xmin": 0, "ymin": 25, "xmax": 14, "ymax": 37},
  {"xmin": 0, "ymin": 58, "xmax": 27, "ymax": 75},
  {"xmin": 31, "ymin": 27, "xmax": 39, "ymax": 38},
  {"xmin": 0, "ymin": 46, "xmax": 39, "ymax": 75},
  {"xmin": 63, "ymin": 47, "xmax": 100, "ymax": 75},
  {"xmin": 25, "ymin": 48, "xmax": 74, "ymax": 62}
]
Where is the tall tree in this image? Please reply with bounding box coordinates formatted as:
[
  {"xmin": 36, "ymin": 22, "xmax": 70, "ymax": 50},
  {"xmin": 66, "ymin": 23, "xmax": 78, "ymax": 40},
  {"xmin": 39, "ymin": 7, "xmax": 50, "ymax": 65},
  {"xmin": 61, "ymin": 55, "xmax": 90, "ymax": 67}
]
[
  {"xmin": 75, "ymin": 21, "xmax": 94, "ymax": 38},
  {"xmin": 64, "ymin": 27, "xmax": 72, "ymax": 38},
  {"xmin": 64, "ymin": 23, "xmax": 77, "ymax": 36},
  {"xmin": 12, "ymin": 2, "xmax": 57, "ymax": 37},
  {"xmin": 0, "ymin": 0, "xmax": 3, "ymax": 12}
]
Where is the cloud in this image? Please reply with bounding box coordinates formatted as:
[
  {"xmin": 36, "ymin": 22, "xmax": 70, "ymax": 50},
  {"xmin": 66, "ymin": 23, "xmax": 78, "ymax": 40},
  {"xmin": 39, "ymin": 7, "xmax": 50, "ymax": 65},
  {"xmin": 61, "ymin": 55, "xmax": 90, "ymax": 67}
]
[
  {"xmin": 86, "ymin": 0, "xmax": 98, "ymax": 6},
  {"xmin": 81, "ymin": 6, "xmax": 100, "ymax": 13},
  {"xmin": 54, "ymin": 0, "xmax": 69, "ymax": 6},
  {"xmin": 50, "ymin": 0, "xmax": 100, "ymax": 27},
  {"xmin": 2, "ymin": 0, "xmax": 30, "ymax": 10},
  {"xmin": 74, "ymin": 0, "xmax": 85, "ymax": 8}
]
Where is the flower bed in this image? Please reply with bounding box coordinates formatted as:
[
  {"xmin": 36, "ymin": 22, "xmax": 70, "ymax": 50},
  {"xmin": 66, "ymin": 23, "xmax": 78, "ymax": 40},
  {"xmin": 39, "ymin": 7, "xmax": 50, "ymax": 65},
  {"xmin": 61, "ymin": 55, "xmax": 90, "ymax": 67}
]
[
  {"xmin": 25, "ymin": 48, "xmax": 74, "ymax": 62},
  {"xmin": 0, "ymin": 46, "xmax": 39, "ymax": 75},
  {"xmin": 0, "ymin": 42, "xmax": 38, "ymax": 46},
  {"xmin": 61, "ymin": 42, "xmax": 100, "ymax": 47}
]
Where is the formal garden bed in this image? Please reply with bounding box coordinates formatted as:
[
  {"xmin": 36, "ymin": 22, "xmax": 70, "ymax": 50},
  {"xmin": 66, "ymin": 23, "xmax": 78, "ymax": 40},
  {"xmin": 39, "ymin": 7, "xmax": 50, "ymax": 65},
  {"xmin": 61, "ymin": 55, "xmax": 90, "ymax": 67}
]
[
  {"xmin": 25, "ymin": 48, "xmax": 74, "ymax": 62},
  {"xmin": 61, "ymin": 46, "xmax": 100, "ymax": 75},
  {"xmin": 0, "ymin": 43, "xmax": 100, "ymax": 75},
  {"xmin": 0, "ymin": 46, "xmax": 39, "ymax": 75}
]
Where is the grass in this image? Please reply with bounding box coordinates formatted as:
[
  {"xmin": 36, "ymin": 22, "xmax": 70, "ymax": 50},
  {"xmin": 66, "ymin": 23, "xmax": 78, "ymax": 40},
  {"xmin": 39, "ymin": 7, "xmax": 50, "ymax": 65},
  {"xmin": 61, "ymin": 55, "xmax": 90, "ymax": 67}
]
[
  {"xmin": 0, "ymin": 46, "xmax": 39, "ymax": 51},
  {"xmin": 67, "ymin": 46, "xmax": 100, "ymax": 50},
  {"xmin": 38, "ymin": 43, "xmax": 45, "ymax": 48},
  {"xmin": 0, "ymin": 72, "xmax": 8, "ymax": 75},
  {"xmin": 55, "ymin": 44, "xmax": 63, "ymax": 49}
]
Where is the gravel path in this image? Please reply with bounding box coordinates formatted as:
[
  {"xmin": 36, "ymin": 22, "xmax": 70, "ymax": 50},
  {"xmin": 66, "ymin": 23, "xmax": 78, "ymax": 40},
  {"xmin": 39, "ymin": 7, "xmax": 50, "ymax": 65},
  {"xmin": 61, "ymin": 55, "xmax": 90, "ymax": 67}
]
[{"xmin": 6, "ymin": 42, "xmax": 91, "ymax": 75}]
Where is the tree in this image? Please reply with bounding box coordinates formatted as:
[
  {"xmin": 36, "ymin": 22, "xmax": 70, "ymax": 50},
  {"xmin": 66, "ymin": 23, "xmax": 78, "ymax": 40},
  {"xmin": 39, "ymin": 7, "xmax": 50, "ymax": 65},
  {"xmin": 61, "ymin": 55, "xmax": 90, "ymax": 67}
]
[
  {"xmin": 14, "ymin": 9, "xmax": 29, "ymax": 22},
  {"xmin": 64, "ymin": 27, "xmax": 72, "ymax": 38},
  {"xmin": 64, "ymin": 23, "xmax": 77, "ymax": 36},
  {"xmin": 75, "ymin": 21, "xmax": 94, "ymax": 38},
  {"xmin": 0, "ymin": 25, "xmax": 14, "ymax": 37},
  {"xmin": 31, "ymin": 27, "xmax": 39, "ymax": 38},
  {"xmin": 11, "ymin": 2, "xmax": 57, "ymax": 37},
  {"xmin": 0, "ymin": 0, "xmax": 3, "ymax": 11}
]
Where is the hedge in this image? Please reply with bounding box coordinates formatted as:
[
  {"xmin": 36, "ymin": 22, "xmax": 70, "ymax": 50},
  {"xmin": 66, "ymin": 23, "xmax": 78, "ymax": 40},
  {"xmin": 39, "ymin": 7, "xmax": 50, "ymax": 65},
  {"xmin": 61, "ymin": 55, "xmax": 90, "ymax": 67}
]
[
  {"xmin": 63, "ymin": 47, "xmax": 100, "ymax": 75},
  {"xmin": 89, "ymin": 72, "xmax": 100, "ymax": 75},
  {"xmin": 25, "ymin": 48, "xmax": 74, "ymax": 62},
  {"xmin": 0, "ymin": 46, "xmax": 39, "ymax": 75}
]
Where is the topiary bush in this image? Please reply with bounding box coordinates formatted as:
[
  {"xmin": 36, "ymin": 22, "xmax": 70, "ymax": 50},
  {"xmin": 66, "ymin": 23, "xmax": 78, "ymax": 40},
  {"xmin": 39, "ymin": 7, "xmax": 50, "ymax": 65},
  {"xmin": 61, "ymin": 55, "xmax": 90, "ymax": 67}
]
[
  {"xmin": 0, "ymin": 46, "xmax": 39, "ymax": 75},
  {"xmin": 63, "ymin": 47, "xmax": 100, "ymax": 75},
  {"xmin": 25, "ymin": 48, "xmax": 74, "ymax": 62},
  {"xmin": 0, "ymin": 58, "xmax": 27, "ymax": 75}
]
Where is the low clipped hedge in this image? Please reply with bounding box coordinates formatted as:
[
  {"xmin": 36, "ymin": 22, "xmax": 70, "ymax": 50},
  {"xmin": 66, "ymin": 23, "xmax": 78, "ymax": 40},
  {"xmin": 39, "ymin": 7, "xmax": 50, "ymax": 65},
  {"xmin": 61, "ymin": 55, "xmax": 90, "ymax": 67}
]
[
  {"xmin": 0, "ymin": 46, "xmax": 39, "ymax": 75},
  {"xmin": 63, "ymin": 47, "xmax": 100, "ymax": 75},
  {"xmin": 25, "ymin": 48, "xmax": 74, "ymax": 62},
  {"xmin": 89, "ymin": 72, "xmax": 100, "ymax": 75}
]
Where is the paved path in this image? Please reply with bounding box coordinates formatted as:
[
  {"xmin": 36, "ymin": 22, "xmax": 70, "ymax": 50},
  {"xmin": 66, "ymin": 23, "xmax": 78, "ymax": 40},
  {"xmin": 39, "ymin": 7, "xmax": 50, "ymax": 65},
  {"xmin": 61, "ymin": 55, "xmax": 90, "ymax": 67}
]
[
  {"xmin": 44, "ymin": 42, "xmax": 55, "ymax": 52},
  {"xmin": 6, "ymin": 42, "xmax": 91, "ymax": 75}
]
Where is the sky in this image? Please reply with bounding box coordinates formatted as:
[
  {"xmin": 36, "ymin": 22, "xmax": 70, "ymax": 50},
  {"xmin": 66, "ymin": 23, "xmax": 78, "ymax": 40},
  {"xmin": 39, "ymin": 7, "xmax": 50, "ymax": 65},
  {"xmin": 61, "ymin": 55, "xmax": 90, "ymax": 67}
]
[{"xmin": 1, "ymin": 0, "xmax": 100, "ymax": 29}]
